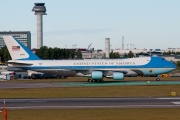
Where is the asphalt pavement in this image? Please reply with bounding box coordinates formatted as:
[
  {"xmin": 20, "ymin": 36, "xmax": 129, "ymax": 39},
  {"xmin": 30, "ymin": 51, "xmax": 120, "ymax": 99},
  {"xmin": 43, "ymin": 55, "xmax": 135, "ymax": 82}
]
[{"xmin": 0, "ymin": 97, "xmax": 180, "ymax": 109}]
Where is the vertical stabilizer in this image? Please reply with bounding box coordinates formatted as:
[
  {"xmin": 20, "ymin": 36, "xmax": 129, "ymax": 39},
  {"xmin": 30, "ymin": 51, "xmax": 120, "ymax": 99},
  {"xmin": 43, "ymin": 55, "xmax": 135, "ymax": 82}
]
[{"xmin": 3, "ymin": 36, "xmax": 41, "ymax": 60}]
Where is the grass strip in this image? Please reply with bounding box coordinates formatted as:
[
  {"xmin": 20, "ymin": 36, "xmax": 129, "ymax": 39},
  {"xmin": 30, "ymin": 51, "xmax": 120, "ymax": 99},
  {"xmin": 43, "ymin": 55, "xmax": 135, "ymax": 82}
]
[
  {"xmin": 6, "ymin": 108, "xmax": 180, "ymax": 120},
  {"xmin": 0, "ymin": 85, "xmax": 179, "ymax": 98}
]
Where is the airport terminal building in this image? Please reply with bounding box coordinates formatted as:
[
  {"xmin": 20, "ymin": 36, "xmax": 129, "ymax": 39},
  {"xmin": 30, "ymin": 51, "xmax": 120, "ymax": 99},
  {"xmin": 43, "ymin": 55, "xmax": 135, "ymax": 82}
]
[{"xmin": 0, "ymin": 31, "xmax": 31, "ymax": 49}]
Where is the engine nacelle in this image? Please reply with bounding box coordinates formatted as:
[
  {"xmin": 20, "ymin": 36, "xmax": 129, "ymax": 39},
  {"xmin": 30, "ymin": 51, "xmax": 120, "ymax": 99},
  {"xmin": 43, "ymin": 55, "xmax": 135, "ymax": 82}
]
[
  {"xmin": 92, "ymin": 71, "xmax": 103, "ymax": 80},
  {"xmin": 113, "ymin": 72, "xmax": 124, "ymax": 80}
]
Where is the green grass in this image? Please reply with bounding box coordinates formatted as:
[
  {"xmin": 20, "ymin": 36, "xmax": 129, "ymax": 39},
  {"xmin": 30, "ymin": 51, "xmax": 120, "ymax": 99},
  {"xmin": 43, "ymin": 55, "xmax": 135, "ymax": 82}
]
[
  {"xmin": 0, "ymin": 85, "xmax": 179, "ymax": 98},
  {"xmin": 6, "ymin": 108, "xmax": 180, "ymax": 120}
]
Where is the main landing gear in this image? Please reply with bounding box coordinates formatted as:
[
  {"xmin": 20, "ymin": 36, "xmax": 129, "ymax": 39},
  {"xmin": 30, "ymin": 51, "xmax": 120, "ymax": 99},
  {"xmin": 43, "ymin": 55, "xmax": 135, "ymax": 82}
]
[
  {"xmin": 88, "ymin": 78, "xmax": 104, "ymax": 82},
  {"xmin": 156, "ymin": 77, "xmax": 160, "ymax": 81}
]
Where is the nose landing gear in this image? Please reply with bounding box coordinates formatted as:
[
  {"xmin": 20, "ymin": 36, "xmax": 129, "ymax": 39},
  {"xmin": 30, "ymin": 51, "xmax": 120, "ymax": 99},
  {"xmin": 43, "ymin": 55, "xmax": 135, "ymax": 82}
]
[
  {"xmin": 88, "ymin": 78, "xmax": 104, "ymax": 82},
  {"xmin": 156, "ymin": 77, "xmax": 160, "ymax": 81}
]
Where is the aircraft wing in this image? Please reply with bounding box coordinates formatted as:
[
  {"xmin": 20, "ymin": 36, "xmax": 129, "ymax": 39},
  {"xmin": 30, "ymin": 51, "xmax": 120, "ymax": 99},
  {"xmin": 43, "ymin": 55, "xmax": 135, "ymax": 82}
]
[{"xmin": 74, "ymin": 69, "xmax": 128, "ymax": 76}]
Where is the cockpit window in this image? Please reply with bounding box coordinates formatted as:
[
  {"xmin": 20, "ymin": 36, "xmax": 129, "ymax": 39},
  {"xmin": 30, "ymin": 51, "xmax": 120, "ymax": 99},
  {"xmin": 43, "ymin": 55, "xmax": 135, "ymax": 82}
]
[{"xmin": 162, "ymin": 58, "xmax": 165, "ymax": 60}]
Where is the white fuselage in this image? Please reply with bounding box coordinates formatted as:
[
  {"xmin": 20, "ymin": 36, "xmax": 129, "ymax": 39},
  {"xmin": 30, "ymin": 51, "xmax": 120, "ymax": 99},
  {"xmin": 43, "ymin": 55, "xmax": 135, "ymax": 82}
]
[{"xmin": 8, "ymin": 57, "xmax": 176, "ymax": 77}]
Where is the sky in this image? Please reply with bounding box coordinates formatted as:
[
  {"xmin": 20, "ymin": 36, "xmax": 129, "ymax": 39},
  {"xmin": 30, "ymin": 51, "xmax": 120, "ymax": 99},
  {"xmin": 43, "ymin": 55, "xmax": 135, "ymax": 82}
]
[{"xmin": 0, "ymin": 0, "xmax": 180, "ymax": 50}]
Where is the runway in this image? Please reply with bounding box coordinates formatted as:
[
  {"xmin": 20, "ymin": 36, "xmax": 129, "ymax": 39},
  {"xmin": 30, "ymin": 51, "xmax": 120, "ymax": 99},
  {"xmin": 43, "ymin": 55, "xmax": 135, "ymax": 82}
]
[{"xmin": 0, "ymin": 97, "xmax": 180, "ymax": 109}]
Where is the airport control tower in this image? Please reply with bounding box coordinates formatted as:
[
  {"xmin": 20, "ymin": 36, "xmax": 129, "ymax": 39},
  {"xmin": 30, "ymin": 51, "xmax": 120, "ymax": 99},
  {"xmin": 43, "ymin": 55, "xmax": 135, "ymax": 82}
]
[{"xmin": 32, "ymin": 3, "xmax": 47, "ymax": 49}]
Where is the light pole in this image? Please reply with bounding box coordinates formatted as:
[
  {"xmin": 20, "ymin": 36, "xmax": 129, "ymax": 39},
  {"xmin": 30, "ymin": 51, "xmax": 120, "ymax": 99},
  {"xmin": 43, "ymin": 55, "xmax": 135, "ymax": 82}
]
[{"xmin": 74, "ymin": 44, "xmax": 77, "ymax": 49}]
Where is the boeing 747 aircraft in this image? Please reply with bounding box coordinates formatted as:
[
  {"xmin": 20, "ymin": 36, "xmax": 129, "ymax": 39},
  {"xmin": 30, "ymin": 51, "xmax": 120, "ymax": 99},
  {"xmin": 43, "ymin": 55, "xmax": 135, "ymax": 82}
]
[{"xmin": 3, "ymin": 36, "xmax": 176, "ymax": 82}]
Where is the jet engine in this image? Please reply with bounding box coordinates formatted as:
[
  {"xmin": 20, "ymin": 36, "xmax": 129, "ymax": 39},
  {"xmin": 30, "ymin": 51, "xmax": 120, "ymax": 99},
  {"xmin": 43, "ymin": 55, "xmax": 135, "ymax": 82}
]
[
  {"xmin": 113, "ymin": 72, "xmax": 124, "ymax": 80},
  {"xmin": 91, "ymin": 71, "xmax": 103, "ymax": 80},
  {"xmin": 105, "ymin": 72, "xmax": 124, "ymax": 80}
]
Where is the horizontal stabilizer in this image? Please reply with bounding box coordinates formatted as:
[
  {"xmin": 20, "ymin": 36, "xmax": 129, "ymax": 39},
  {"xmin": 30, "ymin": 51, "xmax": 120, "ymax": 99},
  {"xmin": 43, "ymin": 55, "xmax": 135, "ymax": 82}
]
[{"xmin": 8, "ymin": 61, "xmax": 33, "ymax": 65}]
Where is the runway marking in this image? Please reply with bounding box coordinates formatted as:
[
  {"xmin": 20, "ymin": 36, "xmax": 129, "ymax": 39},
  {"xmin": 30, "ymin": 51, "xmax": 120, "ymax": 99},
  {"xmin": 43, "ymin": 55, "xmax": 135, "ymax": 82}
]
[
  {"xmin": 29, "ymin": 101, "xmax": 47, "ymax": 103},
  {"xmin": 156, "ymin": 98, "xmax": 180, "ymax": 100},
  {"xmin": 172, "ymin": 102, "xmax": 180, "ymax": 105}
]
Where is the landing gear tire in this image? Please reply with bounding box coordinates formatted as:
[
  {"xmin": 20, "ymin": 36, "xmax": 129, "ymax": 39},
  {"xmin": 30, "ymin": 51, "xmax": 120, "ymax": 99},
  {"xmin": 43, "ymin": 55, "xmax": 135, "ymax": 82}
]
[
  {"xmin": 88, "ymin": 78, "xmax": 92, "ymax": 82},
  {"xmin": 96, "ymin": 79, "xmax": 104, "ymax": 82},
  {"xmin": 100, "ymin": 79, "xmax": 104, "ymax": 82},
  {"xmin": 88, "ymin": 79, "xmax": 104, "ymax": 82},
  {"xmin": 156, "ymin": 78, "xmax": 160, "ymax": 81}
]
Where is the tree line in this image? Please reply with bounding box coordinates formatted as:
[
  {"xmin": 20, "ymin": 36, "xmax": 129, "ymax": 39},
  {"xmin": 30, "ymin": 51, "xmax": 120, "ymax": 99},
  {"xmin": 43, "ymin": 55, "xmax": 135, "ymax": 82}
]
[
  {"xmin": 0, "ymin": 46, "xmax": 82, "ymax": 62},
  {"xmin": 35, "ymin": 46, "xmax": 82, "ymax": 59},
  {"xmin": 0, "ymin": 46, "xmax": 11, "ymax": 62},
  {"xmin": 109, "ymin": 50, "xmax": 134, "ymax": 59},
  {"xmin": 163, "ymin": 51, "xmax": 180, "ymax": 55}
]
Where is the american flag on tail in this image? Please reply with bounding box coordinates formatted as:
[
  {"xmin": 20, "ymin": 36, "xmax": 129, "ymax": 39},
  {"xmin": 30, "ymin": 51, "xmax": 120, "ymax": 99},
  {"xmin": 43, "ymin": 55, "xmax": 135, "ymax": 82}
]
[{"xmin": 12, "ymin": 46, "xmax": 20, "ymax": 51}]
